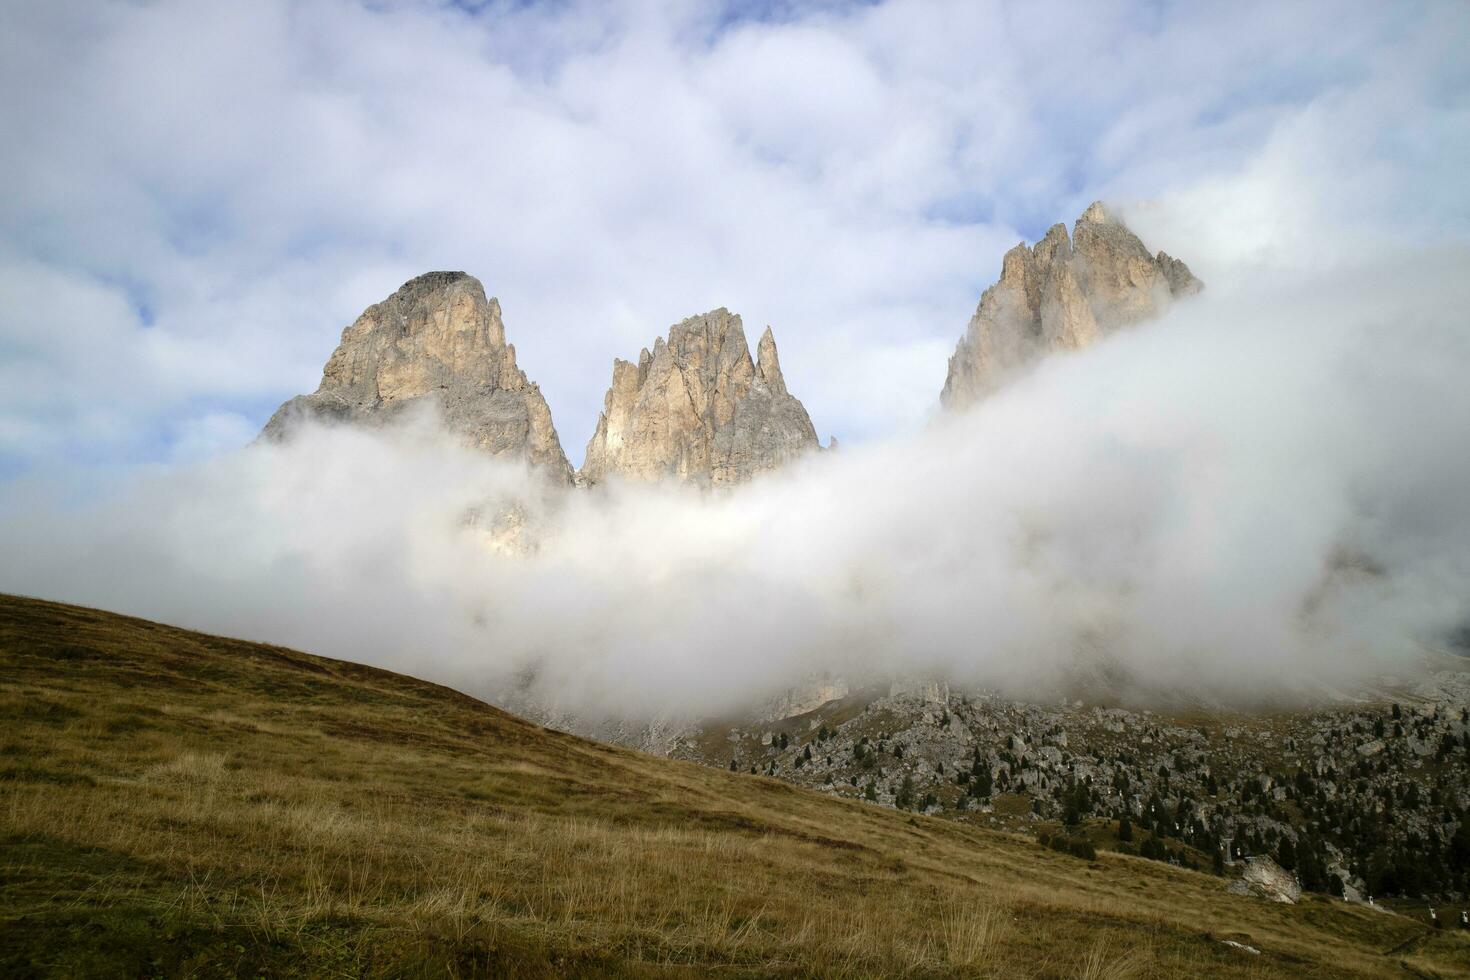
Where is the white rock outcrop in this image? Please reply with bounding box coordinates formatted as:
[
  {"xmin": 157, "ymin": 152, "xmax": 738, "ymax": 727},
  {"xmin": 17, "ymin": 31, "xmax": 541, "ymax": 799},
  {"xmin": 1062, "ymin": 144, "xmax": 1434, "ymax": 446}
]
[{"xmin": 754, "ymin": 675, "xmax": 851, "ymax": 724}]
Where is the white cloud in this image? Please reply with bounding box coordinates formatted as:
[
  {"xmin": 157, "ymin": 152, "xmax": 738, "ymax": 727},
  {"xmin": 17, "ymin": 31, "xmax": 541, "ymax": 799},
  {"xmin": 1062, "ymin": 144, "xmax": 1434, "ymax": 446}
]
[
  {"xmin": 3, "ymin": 248, "xmax": 1467, "ymax": 715},
  {"xmin": 2, "ymin": 0, "xmax": 1465, "ymax": 469},
  {"xmin": 167, "ymin": 412, "xmax": 258, "ymax": 463},
  {"xmin": 1, "ymin": 0, "xmax": 1468, "ymax": 711}
]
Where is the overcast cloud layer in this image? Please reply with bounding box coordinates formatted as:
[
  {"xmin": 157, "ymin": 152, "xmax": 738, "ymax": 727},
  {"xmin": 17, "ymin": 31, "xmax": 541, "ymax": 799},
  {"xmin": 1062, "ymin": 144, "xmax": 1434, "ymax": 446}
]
[
  {"xmin": 2, "ymin": 0, "xmax": 1468, "ymax": 473},
  {"xmin": 2, "ymin": 1, "xmax": 1469, "ymax": 714}
]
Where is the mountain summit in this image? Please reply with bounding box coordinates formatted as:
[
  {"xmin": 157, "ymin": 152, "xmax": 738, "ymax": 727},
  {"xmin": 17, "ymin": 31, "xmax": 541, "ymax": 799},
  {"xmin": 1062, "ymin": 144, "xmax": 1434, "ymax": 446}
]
[
  {"xmin": 261, "ymin": 272, "xmax": 572, "ymax": 481},
  {"xmin": 941, "ymin": 202, "xmax": 1202, "ymax": 410},
  {"xmin": 579, "ymin": 308, "xmax": 821, "ymax": 486}
]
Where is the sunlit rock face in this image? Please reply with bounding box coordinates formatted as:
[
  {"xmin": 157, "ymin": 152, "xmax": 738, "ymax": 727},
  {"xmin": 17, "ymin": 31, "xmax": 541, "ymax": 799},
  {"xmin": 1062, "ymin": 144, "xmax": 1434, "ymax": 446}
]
[
  {"xmin": 262, "ymin": 271, "xmax": 572, "ymax": 483},
  {"xmin": 579, "ymin": 308, "xmax": 820, "ymax": 486},
  {"xmin": 1229, "ymin": 856, "xmax": 1303, "ymax": 904},
  {"xmin": 941, "ymin": 202, "xmax": 1202, "ymax": 410}
]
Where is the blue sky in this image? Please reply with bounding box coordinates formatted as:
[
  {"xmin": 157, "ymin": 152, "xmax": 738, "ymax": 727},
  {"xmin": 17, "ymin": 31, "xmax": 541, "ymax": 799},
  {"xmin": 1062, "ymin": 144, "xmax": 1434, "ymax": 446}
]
[{"xmin": 2, "ymin": 0, "xmax": 1468, "ymax": 478}]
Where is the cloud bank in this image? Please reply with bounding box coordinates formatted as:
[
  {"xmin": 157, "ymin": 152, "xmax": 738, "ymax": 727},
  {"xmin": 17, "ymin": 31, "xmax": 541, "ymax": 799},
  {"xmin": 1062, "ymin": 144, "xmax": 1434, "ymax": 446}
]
[
  {"xmin": 2, "ymin": 0, "xmax": 1468, "ymax": 718},
  {"xmin": 4, "ymin": 248, "xmax": 1467, "ymax": 716},
  {"xmin": 2, "ymin": 0, "xmax": 1468, "ymax": 474}
]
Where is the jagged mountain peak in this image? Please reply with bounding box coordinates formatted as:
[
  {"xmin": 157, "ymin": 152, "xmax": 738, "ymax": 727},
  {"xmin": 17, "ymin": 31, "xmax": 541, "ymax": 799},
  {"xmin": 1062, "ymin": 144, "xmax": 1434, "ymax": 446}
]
[
  {"xmin": 580, "ymin": 308, "xmax": 819, "ymax": 486},
  {"xmin": 941, "ymin": 203, "xmax": 1202, "ymax": 410},
  {"xmin": 260, "ymin": 271, "xmax": 572, "ymax": 482},
  {"xmin": 1076, "ymin": 200, "xmax": 1110, "ymax": 225}
]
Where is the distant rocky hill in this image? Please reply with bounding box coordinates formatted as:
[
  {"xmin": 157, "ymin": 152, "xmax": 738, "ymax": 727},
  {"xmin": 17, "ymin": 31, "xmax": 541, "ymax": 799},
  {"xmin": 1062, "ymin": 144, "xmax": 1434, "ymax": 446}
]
[
  {"xmin": 580, "ymin": 308, "xmax": 821, "ymax": 486},
  {"xmin": 261, "ymin": 271, "xmax": 573, "ymax": 482},
  {"xmin": 657, "ymin": 657, "xmax": 1470, "ymax": 907},
  {"xmin": 942, "ymin": 202, "xmax": 1202, "ymax": 410}
]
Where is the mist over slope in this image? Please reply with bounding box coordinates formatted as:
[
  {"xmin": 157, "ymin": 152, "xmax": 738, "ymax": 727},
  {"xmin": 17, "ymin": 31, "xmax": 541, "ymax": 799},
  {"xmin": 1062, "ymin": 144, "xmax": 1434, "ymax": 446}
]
[{"xmin": 2, "ymin": 250, "xmax": 1467, "ymax": 717}]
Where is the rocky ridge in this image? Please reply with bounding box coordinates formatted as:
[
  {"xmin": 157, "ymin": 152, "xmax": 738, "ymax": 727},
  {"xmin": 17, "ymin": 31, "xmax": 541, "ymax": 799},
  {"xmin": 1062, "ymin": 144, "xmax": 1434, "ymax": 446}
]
[
  {"xmin": 579, "ymin": 309, "xmax": 821, "ymax": 486},
  {"xmin": 262, "ymin": 272, "xmax": 572, "ymax": 482},
  {"xmin": 655, "ymin": 658, "xmax": 1470, "ymax": 907},
  {"xmin": 941, "ymin": 201, "xmax": 1202, "ymax": 410}
]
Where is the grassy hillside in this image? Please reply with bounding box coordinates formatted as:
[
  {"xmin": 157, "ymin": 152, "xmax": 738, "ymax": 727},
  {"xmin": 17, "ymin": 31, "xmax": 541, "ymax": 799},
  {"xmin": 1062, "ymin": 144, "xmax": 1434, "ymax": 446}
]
[{"xmin": 1, "ymin": 594, "xmax": 1466, "ymax": 978}]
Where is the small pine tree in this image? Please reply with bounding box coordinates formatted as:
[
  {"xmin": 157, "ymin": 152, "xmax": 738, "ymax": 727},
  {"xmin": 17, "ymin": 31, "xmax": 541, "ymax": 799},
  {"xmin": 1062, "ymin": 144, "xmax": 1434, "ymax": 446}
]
[
  {"xmin": 1277, "ymin": 836, "xmax": 1297, "ymax": 870},
  {"xmin": 1118, "ymin": 816, "xmax": 1134, "ymax": 842},
  {"xmin": 729, "ymin": 758, "xmax": 737, "ymax": 772},
  {"xmin": 864, "ymin": 781, "xmax": 877, "ymax": 802},
  {"xmin": 896, "ymin": 775, "xmax": 915, "ymax": 810}
]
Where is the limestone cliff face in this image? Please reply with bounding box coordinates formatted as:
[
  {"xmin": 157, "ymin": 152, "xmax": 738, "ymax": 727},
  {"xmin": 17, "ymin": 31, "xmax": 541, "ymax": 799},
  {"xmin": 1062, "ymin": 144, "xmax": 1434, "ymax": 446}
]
[
  {"xmin": 941, "ymin": 202, "xmax": 1202, "ymax": 410},
  {"xmin": 262, "ymin": 272, "xmax": 572, "ymax": 482},
  {"xmin": 580, "ymin": 308, "xmax": 819, "ymax": 486}
]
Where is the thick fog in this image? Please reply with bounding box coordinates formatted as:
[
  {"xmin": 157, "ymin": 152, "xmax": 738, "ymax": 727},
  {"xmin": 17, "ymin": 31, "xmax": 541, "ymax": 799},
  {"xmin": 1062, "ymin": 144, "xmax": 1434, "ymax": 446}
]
[{"xmin": 2, "ymin": 248, "xmax": 1467, "ymax": 718}]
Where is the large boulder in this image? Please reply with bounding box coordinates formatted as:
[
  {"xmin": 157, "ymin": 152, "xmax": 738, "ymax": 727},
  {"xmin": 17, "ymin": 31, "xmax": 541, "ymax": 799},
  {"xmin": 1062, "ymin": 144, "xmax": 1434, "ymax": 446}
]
[{"xmin": 1227, "ymin": 856, "xmax": 1302, "ymax": 904}]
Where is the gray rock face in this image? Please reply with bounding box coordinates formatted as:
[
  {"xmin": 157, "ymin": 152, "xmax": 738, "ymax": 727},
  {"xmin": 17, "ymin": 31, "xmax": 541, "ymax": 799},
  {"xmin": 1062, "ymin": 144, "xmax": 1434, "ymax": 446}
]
[
  {"xmin": 1230, "ymin": 856, "xmax": 1302, "ymax": 904},
  {"xmin": 753, "ymin": 674, "xmax": 851, "ymax": 724},
  {"xmin": 262, "ymin": 272, "xmax": 572, "ymax": 482},
  {"xmin": 579, "ymin": 308, "xmax": 820, "ymax": 486},
  {"xmin": 941, "ymin": 202, "xmax": 1202, "ymax": 410}
]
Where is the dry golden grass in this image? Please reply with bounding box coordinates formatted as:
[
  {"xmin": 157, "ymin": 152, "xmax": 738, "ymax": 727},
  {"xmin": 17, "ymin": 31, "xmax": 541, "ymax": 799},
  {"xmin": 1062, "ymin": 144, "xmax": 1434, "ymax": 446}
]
[{"xmin": 2, "ymin": 593, "xmax": 1468, "ymax": 977}]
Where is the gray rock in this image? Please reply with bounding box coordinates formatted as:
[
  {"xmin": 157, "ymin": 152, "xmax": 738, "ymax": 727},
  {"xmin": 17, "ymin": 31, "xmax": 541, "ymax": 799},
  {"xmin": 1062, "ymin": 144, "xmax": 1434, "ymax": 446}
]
[
  {"xmin": 579, "ymin": 309, "xmax": 820, "ymax": 486},
  {"xmin": 940, "ymin": 202, "xmax": 1202, "ymax": 410},
  {"xmin": 262, "ymin": 272, "xmax": 572, "ymax": 482},
  {"xmin": 1235, "ymin": 856, "xmax": 1302, "ymax": 904},
  {"xmin": 753, "ymin": 674, "xmax": 850, "ymax": 723}
]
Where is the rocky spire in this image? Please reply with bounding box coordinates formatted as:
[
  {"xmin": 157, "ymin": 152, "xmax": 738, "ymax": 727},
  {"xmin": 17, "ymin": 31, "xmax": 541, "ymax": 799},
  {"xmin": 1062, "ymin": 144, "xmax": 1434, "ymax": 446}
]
[
  {"xmin": 940, "ymin": 203, "xmax": 1202, "ymax": 410},
  {"xmin": 261, "ymin": 272, "xmax": 572, "ymax": 482},
  {"xmin": 579, "ymin": 309, "xmax": 820, "ymax": 486},
  {"xmin": 756, "ymin": 325, "xmax": 787, "ymax": 395}
]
